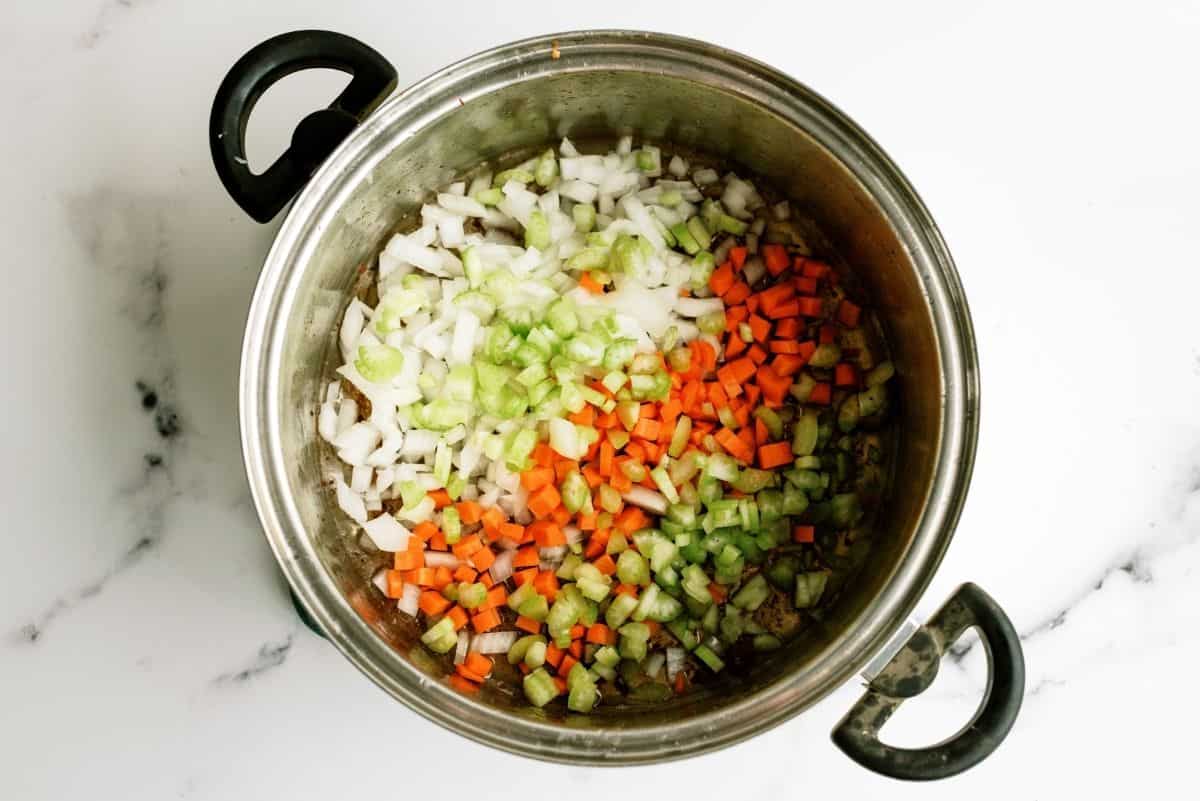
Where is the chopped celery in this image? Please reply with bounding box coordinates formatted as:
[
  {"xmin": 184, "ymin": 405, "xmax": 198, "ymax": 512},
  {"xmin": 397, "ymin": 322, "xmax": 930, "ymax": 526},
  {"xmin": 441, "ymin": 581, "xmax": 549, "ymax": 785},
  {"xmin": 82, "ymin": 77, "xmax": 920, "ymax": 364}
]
[
  {"xmin": 666, "ymin": 502, "xmax": 698, "ymax": 528},
  {"xmin": 605, "ymin": 592, "xmax": 640, "ymax": 628},
  {"xmin": 830, "ymin": 492, "xmax": 864, "ymax": 527},
  {"xmin": 686, "ymin": 216, "xmax": 712, "ymax": 251},
  {"xmin": 534, "ymin": 148, "xmax": 558, "ymax": 187},
  {"xmin": 792, "ymin": 409, "xmax": 819, "ymax": 455},
  {"xmin": 635, "ymin": 147, "xmax": 661, "ymax": 173},
  {"xmin": 494, "ymin": 168, "xmax": 534, "ymax": 186},
  {"xmin": 704, "ymin": 453, "xmax": 739, "ymax": 482},
  {"xmin": 738, "ymin": 322, "xmax": 754, "ymax": 343},
  {"xmin": 545, "ymin": 297, "xmax": 579, "ymax": 337},
  {"xmin": 697, "ymin": 310, "xmax": 726, "ymax": 335},
  {"xmin": 453, "ymin": 290, "xmax": 496, "ymax": 322},
  {"xmin": 670, "ymin": 222, "xmax": 701, "ymax": 255},
  {"xmin": 717, "ymin": 406, "xmax": 739, "ymax": 431},
  {"xmin": 765, "ymin": 554, "xmax": 801, "ymax": 590},
  {"xmin": 753, "ymin": 407, "xmax": 783, "ymax": 440},
  {"xmin": 518, "ymin": 594, "xmax": 550, "ymax": 621},
  {"xmin": 601, "ymin": 371, "xmax": 627, "ymax": 393},
  {"xmin": 505, "ymin": 428, "xmax": 538, "ymax": 469},
  {"xmin": 567, "ymin": 664, "xmax": 598, "ymax": 712},
  {"xmin": 794, "ymin": 571, "xmax": 829, "ymax": 608},
  {"xmin": 858, "ymin": 383, "xmax": 887, "ymax": 417},
  {"xmin": 838, "ymin": 395, "xmax": 861, "ymax": 432},
  {"xmin": 355, "ymin": 343, "xmax": 404, "ymax": 383},
  {"xmin": 523, "ymin": 668, "xmax": 558, "ymax": 707},
  {"xmin": 573, "ymin": 202, "xmax": 596, "ymax": 234},
  {"xmin": 809, "ymin": 343, "xmax": 842, "ymax": 368},
  {"xmin": 560, "ymin": 471, "xmax": 590, "ymax": 513},
  {"xmin": 731, "ymin": 574, "xmax": 770, "ymax": 611},
  {"xmin": 717, "ymin": 214, "xmax": 747, "ymax": 235},
  {"xmin": 682, "ymin": 564, "xmax": 713, "ymax": 604},
  {"xmin": 619, "ymin": 622, "xmax": 651, "ymax": 661},
  {"xmin": 866, "ymin": 360, "xmax": 895, "ymax": 388},
  {"xmin": 508, "ymin": 634, "xmax": 541, "ymax": 664},
  {"xmin": 667, "ymin": 415, "xmax": 692, "ymax": 458},
  {"xmin": 398, "ymin": 480, "xmax": 425, "ymax": 510},
  {"xmin": 599, "ymin": 483, "xmax": 623, "ymax": 514},
  {"xmin": 525, "ymin": 639, "xmax": 548, "ymax": 668},
  {"xmin": 719, "ymin": 606, "xmax": 744, "ymax": 643},
  {"xmin": 667, "ymin": 346, "xmax": 692, "ymax": 373},
  {"xmin": 694, "ymin": 643, "xmax": 725, "ymax": 672},
  {"xmin": 458, "ymin": 582, "xmax": 488, "ymax": 609},
  {"xmin": 690, "ymin": 251, "xmax": 715, "ymax": 291},
  {"xmin": 733, "ymin": 468, "xmax": 773, "ymax": 494},
  {"xmin": 567, "ymin": 246, "xmax": 609, "ymax": 271},
  {"xmin": 441, "ymin": 507, "xmax": 462, "ymax": 543},
  {"xmin": 524, "ymin": 210, "xmax": 551, "ymax": 249},
  {"xmin": 374, "ymin": 289, "xmax": 427, "ymax": 333},
  {"xmin": 753, "ymin": 634, "xmax": 782, "ymax": 651},
  {"xmin": 650, "ymin": 467, "xmax": 680, "ymax": 504},
  {"xmin": 757, "ymin": 488, "xmax": 783, "ymax": 523},
  {"xmin": 472, "ymin": 187, "xmax": 503, "ymax": 207},
  {"xmin": 616, "ymin": 549, "xmax": 651, "ymax": 587},
  {"xmin": 556, "ymin": 553, "xmax": 583, "ymax": 580},
  {"xmin": 420, "ymin": 618, "xmax": 457, "ymax": 654},
  {"xmin": 603, "ymin": 339, "xmax": 637, "ymax": 371}
]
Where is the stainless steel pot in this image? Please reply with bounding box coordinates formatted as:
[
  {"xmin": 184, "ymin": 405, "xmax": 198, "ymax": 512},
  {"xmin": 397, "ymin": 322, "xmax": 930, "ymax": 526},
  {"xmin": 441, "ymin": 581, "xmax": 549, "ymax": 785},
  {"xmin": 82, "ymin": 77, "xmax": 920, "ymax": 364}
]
[{"xmin": 213, "ymin": 29, "xmax": 1024, "ymax": 777}]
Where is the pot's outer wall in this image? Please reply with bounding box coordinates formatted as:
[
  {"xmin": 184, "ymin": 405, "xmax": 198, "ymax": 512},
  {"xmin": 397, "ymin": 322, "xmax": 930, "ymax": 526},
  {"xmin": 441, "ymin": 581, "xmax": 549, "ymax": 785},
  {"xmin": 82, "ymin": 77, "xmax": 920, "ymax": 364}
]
[{"xmin": 240, "ymin": 30, "xmax": 978, "ymax": 763}]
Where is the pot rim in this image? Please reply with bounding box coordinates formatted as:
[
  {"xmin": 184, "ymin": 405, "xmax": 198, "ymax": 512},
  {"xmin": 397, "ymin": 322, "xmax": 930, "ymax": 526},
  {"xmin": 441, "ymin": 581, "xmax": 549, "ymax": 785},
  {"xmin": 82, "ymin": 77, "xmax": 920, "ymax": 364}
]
[{"xmin": 239, "ymin": 29, "xmax": 979, "ymax": 764}]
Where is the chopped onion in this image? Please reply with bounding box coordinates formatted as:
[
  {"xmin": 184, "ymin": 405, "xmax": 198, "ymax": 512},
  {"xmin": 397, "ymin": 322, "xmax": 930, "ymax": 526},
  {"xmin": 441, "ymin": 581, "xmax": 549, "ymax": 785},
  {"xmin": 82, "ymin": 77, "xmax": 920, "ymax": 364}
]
[
  {"xmin": 622, "ymin": 486, "xmax": 668, "ymax": 515},
  {"xmin": 454, "ymin": 629, "xmax": 470, "ymax": 664},
  {"xmin": 539, "ymin": 545, "xmax": 568, "ymax": 563},
  {"xmin": 318, "ymin": 402, "xmax": 339, "ymax": 442},
  {"xmin": 563, "ymin": 525, "xmax": 583, "ymax": 545},
  {"xmin": 666, "ymin": 647, "xmax": 687, "ymax": 680},
  {"xmin": 675, "ymin": 297, "xmax": 725, "ymax": 318},
  {"xmin": 397, "ymin": 583, "xmax": 420, "ymax": 616},
  {"xmin": 350, "ymin": 463, "xmax": 373, "ymax": 493},
  {"xmin": 332, "ymin": 474, "xmax": 367, "ymax": 524},
  {"xmin": 424, "ymin": 551, "xmax": 460, "ymax": 568},
  {"xmin": 645, "ymin": 651, "xmax": 666, "ymax": 677},
  {"xmin": 362, "ymin": 513, "xmax": 411, "ymax": 551},
  {"xmin": 470, "ymin": 631, "xmax": 519, "ymax": 654},
  {"xmin": 371, "ymin": 568, "xmax": 388, "ymax": 595},
  {"xmin": 490, "ymin": 548, "xmax": 515, "ymax": 583}
]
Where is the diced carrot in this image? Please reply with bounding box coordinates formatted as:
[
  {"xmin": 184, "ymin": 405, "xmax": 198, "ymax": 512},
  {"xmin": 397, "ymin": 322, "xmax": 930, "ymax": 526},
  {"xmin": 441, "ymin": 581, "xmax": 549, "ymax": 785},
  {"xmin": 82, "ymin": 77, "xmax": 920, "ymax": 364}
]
[
  {"xmin": 774, "ymin": 317, "xmax": 802, "ymax": 339},
  {"xmin": 759, "ymin": 441, "xmax": 794, "ymax": 469},
  {"xmin": 392, "ymin": 549, "xmax": 424, "ymax": 571},
  {"xmin": 419, "ymin": 591, "xmax": 452, "ymax": 616},
  {"xmin": 528, "ymin": 484, "xmax": 562, "ymax": 518},
  {"xmin": 568, "ymin": 405, "xmax": 595, "ymax": 426},
  {"xmin": 592, "ymin": 553, "xmax": 617, "ymax": 576},
  {"xmin": 723, "ymin": 281, "xmax": 751, "ymax": 305},
  {"xmin": 793, "ymin": 525, "xmax": 816, "ymax": 543},
  {"xmin": 710, "ymin": 262, "xmax": 736, "ymax": 296},
  {"xmin": 643, "ymin": 621, "xmax": 661, "ymax": 636},
  {"xmin": 448, "ymin": 674, "xmax": 480, "ymax": 693},
  {"xmin": 610, "ymin": 471, "xmax": 633, "ymax": 493},
  {"xmin": 405, "ymin": 567, "xmax": 438, "ymax": 587},
  {"xmin": 615, "ymin": 506, "xmax": 649, "ymax": 534},
  {"xmin": 558, "ymin": 654, "xmax": 579, "ymax": 678},
  {"xmin": 595, "ymin": 410, "xmax": 618, "ymax": 429},
  {"xmin": 533, "ymin": 443, "xmax": 556, "ymax": 468},
  {"xmin": 682, "ymin": 380, "xmax": 703, "ymax": 411},
  {"xmin": 577, "ymin": 512, "xmax": 598, "ymax": 531},
  {"xmin": 729, "ymin": 246, "xmax": 748, "ymax": 270},
  {"xmin": 674, "ymin": 672, "xmax": 688, "ymax": 694},
  {"xmin": 433, "ymin": 566, "xmax": 454, "ymax": 590},
  {"xmin": 725, "ymin": 304, "xmax": 749, "ymax": 325},
  {"xmin": 479, "ymin": 572, "xmax": 495, "ymax": 588},
  {"xmin": 514, "ymin": 568, "xmax": 538, "ymax": 586},
  {"xmin": 455, "ymin": 501, "xmax": 483, "ymax": 525},
  {"xmin": 444, "ymin": 605, "xmax": 468, "ymax": 630},
  {"xmin": 582, "ymin": 464, "xmax": 603, "ymax": 488},
  {"xmin": 470, "ymin": 546, "xmax": 496, "ymax": 572},
  {"xmin": 756, "ymin": 364, "xmax": 791, "ymax": 405},
  {"xmin": 553, "ymin": 676, "xmax": 568, "ymax": 695},
  {"xmin": 793, "ymin": 276, "xmax": 818, "ymax": 295},
  {"xmin": 533, "ymin": 570, "xmax": 560, "ymax": 600},
  {"xmin": 455, "ymin": 663, "xmax": 487, "ymax": 683},
  {"xmin": 516, "ymin": 615, "xmax": 543, "ymax": 634},
  {"xmin": 471, "ymin": 608, "xmax": 502, "ymax": 633},
  {"xmin": 819, "ymin": 323, "xmax": 838, "ymax": 345},
  {"xmin": 429, "ymin": 530, "xmax": 448, "ymax": 551},
  {"xmin": 568, "ymin": 639, "xmax": 584, "ymax": 659},
  {"xmin": 568, "ymin": 624, "xmax": 586, "ymax": 641},
  {"xmin": 584, "ymin": 528, "xmax": 611, "ymax": 559},
  {"xmin": 514, "ymin": 546, "xmax": 540, "ymax": 568},
  {"xmin": 801, "ymin": 259, "xmax": 831, "ymax": 279},
  {"xmin": 835, "ymin": 362, "xmax": 859, "ymax": 388},
  {"xmin": 724, "ymin": 334, "xmax": 748, "ymax": 358},
  {"xmin": 639, "ymin": 403, "xmax": 658, "ymax": 418},
  {"xmin": 754, "ymin": 417, "xmax": 769, "ymax": 446},
  {"xmin": 554, "ymin": 460, "xmax": 579, "ymax": 483},
  {"xmin": 551, "ymin": 504, "xmax": 572, "ymax": 526},
  {"xmin": 765, "ymin": 300, "xmax": 800, "ymax": 319},
  {"xmin": 579, "ymin": 271, "xmax": 604, "ymax": 294},
  {"xmin": 586, "ymin": 623, "xmax": 617, "ymax": 645},
  {"xmin": 640, "ymin": 441, "xmax": 660, "ymax": 462},
  {"xmin": 714, "ymin": 428, "xmax": 753, "ymax": 463},
  {"xmin": 409, "ymin": 522, "xmax": 435, "ymax": 542},
  {"xmin": 796, "ymin": 297, "xmax": 824, "ymax": 318},
  {"xmin": 613, "ymin": 583, "xmax": 638, "ymax": 597},
  {"xmin": 708, "ymin": 382, "xmax": 730, "ymax": 409},
  {"xmin": 544, "ymin": 643, "xmax": 565, "ymax": 668},
  {"xmin": 530, "ymin": 521, "xmax": 566, "ymax": 547},
  {"xmin": 762, "ymin": 243, "xmax": 790, "ymax": 275},
  {"xmin": 808, "ymin": 382, "xmax": 832, "ymax": 405},
  {"xmin": 480, "ymin": 506, "xmax": 505, "ymax": 534},
  {"xmin": 428, "ymin": 489, "xmax": 452, "ymax": 509},
  {"xmin": 498, "ymin": 522, "xmax": 525, "ymax": 543},
  {"xmin": 772, "ymin": 354, "xmax": 805, "ymax": 376},
  {"xmin": 521, "ymin": 466, "xmax": 555, "ymax": 492},
  {"xmin": 384, "ymin": 570, "xmax": 405, "ymax": 599},
  {"xmin": 747, "ymin": 314, "xmax": 771, "ymax": 342},
  {"xmin": 708, "ymin": 582, "xmax": 728, "ymax": 604},
  {"xmin": 632, "ymin": 418, "xmax": 661, "ymax": 440},
  {"xmin": 717, "ymin": 357, "xmax": 756, "ymax": 386},
  {"xmin": 465, "ymin": 652, "xmax": 494, "ymax": 678},
  {"xmin": 453, "ymin": 564, "xmax": 478, "ymax": 583},
  {"xmin": 746, "ymin": 293, "xmax": 760, "ymax": 314},
  {"xmin": 484, "ymin": 584, "xmax": 507, "ymax": 609}
]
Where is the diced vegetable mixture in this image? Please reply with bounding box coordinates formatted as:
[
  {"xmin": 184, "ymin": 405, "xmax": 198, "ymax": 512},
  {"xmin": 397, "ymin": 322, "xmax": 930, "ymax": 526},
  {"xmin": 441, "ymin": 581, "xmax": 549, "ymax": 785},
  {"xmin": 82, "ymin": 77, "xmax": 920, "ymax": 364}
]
[{"xmin": 318, "ymin": 136, "xmax": 895, "ymax": 711}]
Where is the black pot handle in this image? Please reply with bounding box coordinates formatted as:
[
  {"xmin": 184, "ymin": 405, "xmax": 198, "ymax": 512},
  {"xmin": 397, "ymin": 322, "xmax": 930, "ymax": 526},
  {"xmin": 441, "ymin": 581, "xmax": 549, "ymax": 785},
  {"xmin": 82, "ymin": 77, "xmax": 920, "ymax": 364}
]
[
  {"xmin": 832, "ymin": 583, "xmax": 1025, "ymax": 780},
  {"xmin": 209, "ymin": 30, "xmax": 397, "ymax": 223}
]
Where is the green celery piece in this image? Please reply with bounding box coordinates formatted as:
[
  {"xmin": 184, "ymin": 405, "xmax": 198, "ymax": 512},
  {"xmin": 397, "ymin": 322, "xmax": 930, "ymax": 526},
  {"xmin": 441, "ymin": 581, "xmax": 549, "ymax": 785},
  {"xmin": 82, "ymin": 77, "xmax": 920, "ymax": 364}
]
[
  {"xmin": 355, "ymin": 343, "xmax": 404, "ymax": 383},
  {"xmin": 523, "ymin": 668, "xmax": 558, "ymax": 707}
]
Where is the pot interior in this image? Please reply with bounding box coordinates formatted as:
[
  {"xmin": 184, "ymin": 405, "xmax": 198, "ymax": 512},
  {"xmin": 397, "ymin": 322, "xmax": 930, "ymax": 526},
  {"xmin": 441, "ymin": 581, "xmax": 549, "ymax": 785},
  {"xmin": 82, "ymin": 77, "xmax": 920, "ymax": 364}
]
[{"xmin": 265, "ymin": 37, "xmax": 948, "ymax": 753}]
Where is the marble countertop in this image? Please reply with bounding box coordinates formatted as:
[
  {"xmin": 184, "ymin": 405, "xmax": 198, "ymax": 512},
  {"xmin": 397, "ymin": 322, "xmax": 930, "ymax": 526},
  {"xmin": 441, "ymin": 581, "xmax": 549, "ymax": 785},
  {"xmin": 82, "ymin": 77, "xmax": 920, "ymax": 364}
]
[{"xmin": 4, "ymin": 1, "xmax": 1197, "ymax": 798}]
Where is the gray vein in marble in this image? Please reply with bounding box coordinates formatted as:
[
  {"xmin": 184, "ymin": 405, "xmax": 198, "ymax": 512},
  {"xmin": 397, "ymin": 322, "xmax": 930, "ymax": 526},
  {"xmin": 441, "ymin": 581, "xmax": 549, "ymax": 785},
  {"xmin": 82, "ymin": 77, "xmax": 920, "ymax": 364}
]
[
  {"xmin": 212, "ymin": 635, "xmax": 294, "ymax": 685},
  {"xmin": 10, "ymin": 189, "xmax": 186, "ymax": 643},
  {"xmin": 78, "ymin": 0, "xmax": 151, "ymax": 49}
]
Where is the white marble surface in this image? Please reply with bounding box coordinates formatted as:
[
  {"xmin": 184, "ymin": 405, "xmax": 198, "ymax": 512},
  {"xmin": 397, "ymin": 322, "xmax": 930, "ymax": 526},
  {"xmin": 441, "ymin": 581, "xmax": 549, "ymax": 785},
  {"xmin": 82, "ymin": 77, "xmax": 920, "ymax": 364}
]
[{"xmin": 3, "ymin": 1, "xmax": 1198, "ymax": 797}]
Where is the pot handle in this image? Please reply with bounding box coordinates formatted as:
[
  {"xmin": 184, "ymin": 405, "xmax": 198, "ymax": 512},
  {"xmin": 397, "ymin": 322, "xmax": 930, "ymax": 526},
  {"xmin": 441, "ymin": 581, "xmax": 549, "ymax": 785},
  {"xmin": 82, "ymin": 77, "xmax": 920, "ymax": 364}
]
[
  {"xmin": 209, "ymin": 30, "xmax": 397, "ymax": 223},
  {"xmin": 831, "ymin": 583, "xmax": 1025, "ymax": 780}
]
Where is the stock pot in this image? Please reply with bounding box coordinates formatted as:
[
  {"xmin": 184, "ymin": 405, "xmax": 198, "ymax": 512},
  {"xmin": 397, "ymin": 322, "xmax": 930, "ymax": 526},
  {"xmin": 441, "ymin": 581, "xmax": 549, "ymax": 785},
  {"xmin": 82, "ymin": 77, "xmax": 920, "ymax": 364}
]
[{"xmin": 212, "ymin": 29, "xmax": 1024, "ymax": 777}]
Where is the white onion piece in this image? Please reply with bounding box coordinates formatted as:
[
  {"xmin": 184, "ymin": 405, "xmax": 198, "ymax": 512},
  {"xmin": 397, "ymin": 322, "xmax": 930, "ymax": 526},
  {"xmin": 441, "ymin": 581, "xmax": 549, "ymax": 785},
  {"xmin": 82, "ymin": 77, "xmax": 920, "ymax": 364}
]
[
  {"xmin": 742, "ymin": 256, "xmax": 766, "ymax": 286},
  {"xmin": 438, "ymin": 193, "xmax": 488, "ymax": 217},
  {"xmin": 490, "ymin": 548, "xmax": 515, "ymax": 583},
  {"xmin": 371, "ymin": 568, "xmax": 388, "ymax": 595},
  {"xmin": 558, "ymin": 180, "xmax": 598, "ymax": 204},
  {"xmin": 622, "ymin": 487, "xmax": 668, "ymax": 515},
  {"xmin": 397, "ymin": 583, "xmax": 420, "ymax": 616},
  {"xmin": 332, "ymin": 474, "xmax": 367, "ymax": 524},
  {"xmin": 362, "ymin": 513, "xmax": 411, "ymax": 551},
  {"xmin": 563, "ymin": 525, "xmax": 583, "ymax": 546},
  {"xmin": 539, "ymin": 545, "xmax": 568, "ymax": 563},
  {"xmin": 334, "ymin": 422, "xmax": 381, "ymax": 466},
  {"xmin": 424, "ymin": 552, "xmax": 460, "ymax": 569},
  {"xmin": 454, "ymin": 629, "xmax": 470, "ymax": 665},
  {"xmin": 667, "ymin": 155, "xmax": 688, "ymax": 177},
  {"xmin": 470, "ymin": 631, "xmax": 519, "ymax": 654},
  {"xmin": 645, "ymin": 651, "xmax": 666, "ymax": 678},
  {"xmin": 449, "ymin": 311, "xmax": 480, "ymax": 365},
  {"xmin": 339, "ymin": 299, "xmax": 368, "ymax": 361},
  {"xmin": 350, "ymin": 464, "xmax": 373, "ymax": 493},
  {"xmin": 675, "ymin": 297, "xmax": 725, "ymax": 318},
  {"xmin": 559, "ymin": 137, "xmax": 580, "ymax": 157},
  {"xmin": 335, "ymin": 398, "xmax": 358, "ymax": 436},
  {"xmin": 693, "ymin": 167, "xmax": 718, "ymax": 185},
  {"xmin": 666, "ymin": 647, "xmax": 687, "ymax": 680},
  {"xmin": 325, "ymin": 380, "xmax": 342, "ymax": 404},
  {"xmin": 397, "ymin": 496, "xmax": 435, "ymax": 524},
  {"xmin": 318, "ymin": 402, "xmax": 339, "ymax": 443}
]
